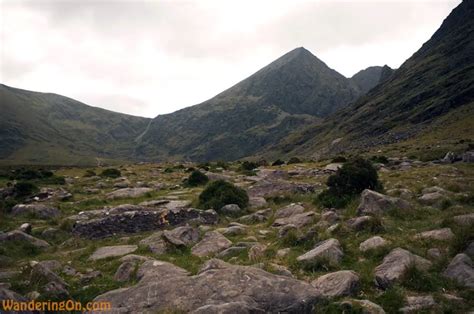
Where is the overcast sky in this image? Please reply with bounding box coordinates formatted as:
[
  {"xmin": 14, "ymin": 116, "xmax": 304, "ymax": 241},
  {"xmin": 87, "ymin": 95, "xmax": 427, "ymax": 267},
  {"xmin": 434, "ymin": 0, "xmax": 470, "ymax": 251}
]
[{"xmin": 0, "ymin": 0, "xmax": 461, "ymax": 118}]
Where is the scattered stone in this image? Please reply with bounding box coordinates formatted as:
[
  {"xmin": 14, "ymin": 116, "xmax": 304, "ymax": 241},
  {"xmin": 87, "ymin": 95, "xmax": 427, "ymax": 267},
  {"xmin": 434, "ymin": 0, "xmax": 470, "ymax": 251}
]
[
  {"xmin": 357, "ymin": 189, "xmax": 411, "ymax": 216},
  {"xmin": 268, "ymin": 263, "xmax": 293, "ymax": 277},
  {"xmin": 247, "ymin": 180, "xmax": 315, "ymax": 198},
  {"xmin": 79, "ymin": 270, "xmax": 102, "ymax": 285},
  {"xmin": 19, "ymin": 223, "xmax": 32, "ymax": 234},
  {"xmin": 400, "ymin": 295, "xmax": 436, "ymax": 313},
  {"xmin": 320, "ymin": 210, "xmax": 339, "ymax": 224},
  {"xmin": 418, "ymin": 192, "xmax": 447, "ymax": 206},
  {"xmin": 274, "ymin": 203, "xmax": 305, "ymax": 218},
  {"xmin": 339, "ymin": 299, "xmax": 386, "ymax": 314},
  {"xmin": 297, "ymin": 238, "xmax": 343, "ymax": 267},
  {"xmin": 273, "ymin": 211, "xmax": 315, "ymax": 229},
  {"xmin": 93, "ymin": 259, "xmax": 321, "ymax": 313},
  {"xmin": 191, "ymin": 231, "xmax": 232, "ymax": 257},
  {"xmin": 216, "ymin": 246, "xmax": 247, "ymax": 259},
  {"xmin": 163, "ymin": 226, "xmax": 199, "ymax": 247},
  {"xmin": 119, "ymin": 254, "xmax": 152, "ymax": 263},
  {"xmin": 219, "ymin": 204, "xmax": 243, "ymax": 216},
  {"xmin": 324, "ymin": 163, "xmax": 343, "ymax": 171},
  {"xmin": 452, "ymin": 213, "xmax": 474, "ymax": 227},
  {"xmin": 62, "ymin": 265, "xmax": 77, "ymax": 276},
  {"xmin": 415, "ymin": 228, "xmax": 454, "ymax": 241},
  {"xmin": 238, "ymin": 208, "xmax": 272, "ymax": 224},
  {"xmin": 248, "ymin": 243, "xmax": 267, "ymax": 262},
  {"xmin": 89, "ymin": 245, "xmax": 138, "ymax": 261},
  {"xmin": 359, "ymin": 236, "xmax": 389, "ymax": 252},
  {"xmin": 30, "ymin": 262, "xmax": 69, "ymax": 298},
  {"xmin": 374, "ymin": 248, "xmax": 432, "ymax": 289},
  {"xmin": 139, "ymin": 232, "xmax": 167, "ymax": 254},
  {"xmin": 11, "ymin": 204, "xmax": 60, "ymax": 219},
  {"xmin": 442, "ymin": 253, "xmax": 474, "ymax": 288},
  {"xmin": 0, "ymin": 230, "xmax": 50, "ymax": 249},
  {"xmin": 114, "ymin": 262, "xmax": 136, "ymax": 282},
  {"xmin": 311, "ymin": 270, "xmax": 360, "ymax": 298},
  {"xmin": 462, "ymin": 151, "xmax": 474, "ymax": 162},
  {"xmin": 347, "ymin": 216, "xmax": 373, "ymax": 231},
  {"xmin": 427, "ymin": 248, "xmax": 442, "ymax": 260},
  {"xmin": 218, "ymin": 225, "xmax": 247, "ymax": 236},
  {"xmin": 421, "ymin": 186, "xmax": 446, "ymax": 194},
  {"xmin": 41, "ymin": 227, "xmax": 60, "ymax": 240},
  {"xmin": 278, "ymin": 224, "xmax": 297, "ymax": 238},
  {"xmin": 106, "ymin": 187, "xmax": 154, "ymax": 200},
  {"xmin": 277, "ymin": 248, "xmax": 291, "ymax": 258},
  {"xmin": 249, "ymin": 197, "xmax": 267, "ymax": 209}
]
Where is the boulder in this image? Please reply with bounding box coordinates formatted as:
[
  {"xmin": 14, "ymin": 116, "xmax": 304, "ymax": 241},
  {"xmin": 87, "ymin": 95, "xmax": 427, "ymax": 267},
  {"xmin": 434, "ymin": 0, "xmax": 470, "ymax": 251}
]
[
  {"xmin": 418, "ymin": 192, "xmax": 447, "ymax": 206},
  {"xmin": 339, "ymin": 299, "xmax": 385, "ymax": 314},
  {"xmin": 311, "ymin": 270, "xmax": 360, "ymax": 298},
  {"xmin": 218, "ymin": 225, "xmax": 247, "ymax": 236},
  {"xmin": 0, "ymin": 230, "xmax": 50, "ymax": 249},
  {"xmin": 324, "ymin": 163, "xmax": 343, "ymax": 171},
  {"xmin": 119, "ymin": 254, "xmax": 152, "ymax": 263},
  {"xmin": 89, "ymin": 245, "xmax": 138, "ymax": 261},
  {"xmin": 219, "ymin": 204, "xmax": 243, "ymax": 216},
  {"xmin": 462, "ymin": 151, "xmax": 474, "ymax": 162},
  {"xmin": 106, "ymin": 188, "xmax": 154, "ymax": 200},
  {"xmin": 274, "ymin": 203, "xmax": 305, "ymax": 218},
  {"xmin": 163, "ymin": 226, "xmax": 199, "ymax": 247},
  {"xmin": 191, "ymin": 231, "xmax": 232, "ymax": 257},
  {"xmin": 268, "ymin": 263, "xmax": 293, "ymax": 278},
  {"xmin": 359, "ymin": 236, "xmax": 389, "ymax": 252},
  {"xmin": 249, "ymin": 197, "xmax": 267, "ymax": 209},
  {"xmin": 415, "ymin": 228, "xmax": 454, "ymax": 241},
  {"xmin": 139, "ymin": 232, "xmax": 168, "ymax": 254},
  {"xmin": 320, "ymin": 211, "xmax": 339, "ymax": 224},
  {"xmin": 247, "ymin": 180, "xmax": 315, "ymax": 198},
  {"xmin": 297, "ymin": 239, "xmax": 343, "ymax": 267},
  {"xmin": 93, "ymin": 259, "xmax": 321, "ymax": 313},
  {"xmin": 273, "ymin": 211, "xmax": 315, "ymax": 229},
  {"xmin": 374, "ymin": 248, "xmax": 432, "ymax": 289},
  {"xmin": 19, "ymin": 223, "xmax": 32, "ymax": 234},
  {"xmin": 452, "ymin": 213, "xmax": 474, "ymax": 227},
  {"xmin": 238, "ymin": 208, "xmax": 272, "ymax": 224},
  {"xmin": 216, "ymin": 246, "xmax": 247, "ymax": 259},
  {"xmin": 11, "ymin": 204, "xmax": 60, "ymax": 219},
  {"xmin": 347, "ymin": 216, "xmax": 373, "ymax": 231},
  {"xmin": 358, "ymin": 189, "xmax": 411, "ymax": 216},
  {"xmin": 442, "ymin": 253, "xmax": 474, "ymax": 288},
  {"xmin": 30, "ymin": 262, "xmax": 69, "ymax": 299},
  {"xmin": 248, "ymin": 243, "xmax": 267, "ymax": 262}
]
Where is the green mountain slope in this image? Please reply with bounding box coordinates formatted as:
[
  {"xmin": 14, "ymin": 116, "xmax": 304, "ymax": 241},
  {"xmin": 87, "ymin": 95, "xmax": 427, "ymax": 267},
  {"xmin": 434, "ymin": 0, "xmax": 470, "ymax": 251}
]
[
  {"xmin": 137, "ymin": 48, "xmax": 365, "ymax": 161},
  {"xmin": 0, "ymin": 84, "xmax": 151, "ymax": 165},
  {"xmin": 267, "ymin": 0, "xmax": 474, "ymax": 160}
]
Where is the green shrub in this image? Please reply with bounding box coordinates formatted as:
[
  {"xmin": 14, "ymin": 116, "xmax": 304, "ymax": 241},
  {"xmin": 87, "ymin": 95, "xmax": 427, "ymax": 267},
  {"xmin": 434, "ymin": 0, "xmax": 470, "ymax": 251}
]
[
  {"xmin": 100, "ymin": 168, "xmax": 121, "ymax": 178},
  {"xmin": 13, "ymin": 181, "xmax": 38, "ymax": 198},
  {"xmin": 198, "ymin": 180, "xmax": 249, "ymax": 210},
  {"xmin": 287, "ymin": 157, "xmax": 302, "ymax": 164},
  {"xmin": 240, "ymin": 161, "xmax": 258, "ymax": 171},
  {"xmin": 316, "ymin": 158, "xmax": 381, "ymax": 208},
  {"xmin": 371, "ymin": 155, "xmax": 389, "ymax": 164},
  {"xmin": 401, "ymin": 265, "xmax": 441, "ymax": 292},
  {"xmin": 187, "ymin": 170, "xmax": 209, "ymax": 187},
  {"xmin": 272, "ymin": 159, "xmax": 285, "ymax": 166},
  {"xmin": 375, "ymin": 287, "xmax": 405, "ymax": 313},
  {"xmin": 331, "ymin": 156, "xmax": 347, "ymax": 163}
]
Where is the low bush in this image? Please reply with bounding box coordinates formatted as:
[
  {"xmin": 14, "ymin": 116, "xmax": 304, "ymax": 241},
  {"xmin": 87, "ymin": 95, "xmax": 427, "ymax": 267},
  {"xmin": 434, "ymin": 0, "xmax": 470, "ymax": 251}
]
[
  {"xmin": 316, "ymin": 158, "xmax": 381, "ymax": 208},
  {"xmin": 13, "ymin": 181, "xmax": 38, "ymax": 198},
  {"xmin": 287, "ymin": 157, "xmax": 302, "ymax": 164},
  {"xmin": 186, "ymin": 170, "xmax": 209, "ymax": 187},
  {"xmin": 272, "ymin": 159, "xmax": 285, "ymax": 166},
  {"xmin": 331, "ymin": 156, "xmax": 347, "ymax": 163},
  {"xmin": 83, "ymin": 169, "xmax": 96, "ymax": 177},
  {"xmin": 198, "ymin": 180, "xmax": 249, "ymax": 210},
  {"xmin": 100, "ymin": 168, "xmax": 121, "ymax": 178},
  {"xmin": 370, "ymin": 155, "xmax": 389, "ymax": 164},
  {"xmin": 240, "ymin": 161, "xmax": 258, "ymax": 171}
]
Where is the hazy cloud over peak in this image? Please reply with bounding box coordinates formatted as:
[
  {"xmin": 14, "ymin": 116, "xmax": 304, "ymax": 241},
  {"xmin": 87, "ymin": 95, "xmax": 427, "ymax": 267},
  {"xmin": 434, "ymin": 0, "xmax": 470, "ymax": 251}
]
[{"xmin": 0, "ymin": 0, "xmax": 461, "ymax": 117}]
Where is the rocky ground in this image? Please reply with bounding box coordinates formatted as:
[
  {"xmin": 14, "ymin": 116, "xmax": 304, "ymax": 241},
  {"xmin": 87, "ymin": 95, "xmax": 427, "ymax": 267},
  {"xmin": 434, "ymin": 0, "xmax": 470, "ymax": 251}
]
[{"xmin": 0, "ymin": 158, "xmax": 473, "ymax": 313}]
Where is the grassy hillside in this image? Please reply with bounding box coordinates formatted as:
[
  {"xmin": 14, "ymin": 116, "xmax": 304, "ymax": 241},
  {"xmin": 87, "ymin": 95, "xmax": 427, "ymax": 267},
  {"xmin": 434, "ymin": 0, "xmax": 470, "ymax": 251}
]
[{"xmin": 0, "ymin": 84, "xmax": 151, "ymax": 165}]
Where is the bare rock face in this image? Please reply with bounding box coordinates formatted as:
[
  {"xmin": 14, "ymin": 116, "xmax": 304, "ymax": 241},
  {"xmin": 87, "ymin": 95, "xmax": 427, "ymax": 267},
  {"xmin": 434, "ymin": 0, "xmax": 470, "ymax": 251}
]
[
  {"xmin": 297, "ymin": 239, "xmax": 343, "ymax": 267},
  {"xmin": 374, "ymin": 248, "xmax": 432, "ymax": 289},
  {"xmin": 11, "ymin": 204, "xmax": 60, "ymax": 219},
  {"xmin": 0, "ymin": 230, "xmax": 50, "ymax": 249},
  {"xmin": 106, "ymin": 187, "xmax": 154, "ymax": 199},
  {"xmin": 311, "ymin": 270, "xmax": 360, "ymax": 298},
  {"xmin": 191, "ymin": 231, "xmax": 232, "ymax": 257},
  {"xmin": 359, "ymin": 236, "xmax": 389, "ymax": 252},
  {"xmin": 72, "ymin": 207, "xmax": 218, "ymax": 239},
  {"xmin": 442, "ymin": 253, "xmax": 474, "ymax": 288},
  {"xmin": 89, "ymin": 245, "xmax": 138, "ymax": 261},
  {"xmin": 415, "ymin": 228, "xmax": 454, "ymax": 241},
  {"xmin": 275, "ymin": 203, "xmax": 305, "ymax": 218},
  {"xmin": 93, "ymin": 259, "xmax": 321, "ymax": 313},
  {"xmin": 357, "ymin": 189, "xmax": 411, "ymax": 216}
]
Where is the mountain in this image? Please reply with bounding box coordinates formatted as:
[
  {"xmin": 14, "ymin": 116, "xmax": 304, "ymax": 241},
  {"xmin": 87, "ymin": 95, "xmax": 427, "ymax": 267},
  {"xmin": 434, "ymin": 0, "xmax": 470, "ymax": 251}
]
[
  {"xmin": 268, "ymin": 0, "xmax": 474, "ymax": 160},
  {"xmin": 0, "ymin": 84, "xmax": 151, "ymax": 165},
  {"xmin": 351, "ymin": 65, "xmax": 394, "ymax": 94},
  {"xmin": 136, "ymin": 48, "xmax": 363, "ymax": 161}
]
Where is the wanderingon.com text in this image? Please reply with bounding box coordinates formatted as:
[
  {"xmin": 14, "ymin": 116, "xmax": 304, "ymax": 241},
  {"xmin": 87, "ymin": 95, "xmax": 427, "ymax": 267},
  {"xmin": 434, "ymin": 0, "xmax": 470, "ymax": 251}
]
[{"xmin": 2, "ymin": 299, "xmax": 112, "ymax": 312}]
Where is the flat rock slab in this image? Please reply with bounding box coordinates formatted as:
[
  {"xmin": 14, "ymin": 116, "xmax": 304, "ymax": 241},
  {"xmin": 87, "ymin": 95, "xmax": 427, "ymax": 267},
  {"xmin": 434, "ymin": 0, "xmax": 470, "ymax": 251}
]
[
  {"xmin": 0, "ymin": 230, "xmax": 50, "ymax": 249},
  {"xmin": 191, "ymin": 231, "xmax": 232, "ymax": 257},
  {"xmin": 93, "ymin": 259, "xmax": 321, "ymax": 313},
  {"xmin": 106, "ymin": 188, "xmax": 154, "ymax": 200},
  {"xmin": 89, "ymin": 245, "xmax": 138, "ymax": 261},
  {"xmin": 311, "ymin": 270, "xmax": 360, "ymax": 298},
  {"xmin": 415, "ymin": 228, "xmax": 454, "ymax": 241},
  {"xmin": 357, "ymin": 189, "xmax": 411, "ymax": 216},
  {"xmin": 359, "ymin": 236, "xmax": 389, "ymax": 252},
  {"xmin": 247, "ymin": 180, "xmax": 315, "ymax": 198},
  {"xmin": 273, "ymin": 211, "xmax": 316, "ymax": 229},
  {"xmin": 11, "ymin": 204, "xmax": 60, "ymax": 219},
  {"xmin": 275, "ymin": 203, "xmax": 305, "ymax": 218},
  {"xmin": 297, "ymin": 238, "xmax": 343, "ymax": 267}
]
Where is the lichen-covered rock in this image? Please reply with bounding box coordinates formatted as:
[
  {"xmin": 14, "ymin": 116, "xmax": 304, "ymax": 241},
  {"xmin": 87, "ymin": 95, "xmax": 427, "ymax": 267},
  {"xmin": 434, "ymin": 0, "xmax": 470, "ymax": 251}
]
[
  {"xmin": 191, "ymin": 231, "xmax": 232, "ymax": 257},
  {"xmin": 357, "ymin": 189, "xmax": 411, "ymax": 216},
  {"xmin": 274, "ymin": 203, "xmax": 305, "ymax": 218},
  {"xmin": 297, "ymin": 239, "xmax": 343, "ymax": 267},
  {"xmin": 311, "ymin": 270, "xmax": 360, "ymax": 298},
  {"xmin": 442, "ymin": 253, "xmax": 474, "ymax": 288},
  {"xmin": 374, "ymin": 248, "xmax": 431, "ymax": 289},
  {"xmin": 93, "ymin": 259, "xmax": 321, "ymax": 313},
  {"xmin": 11, "ymin": 204, "xmax": 60, "ymax": 219}
]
